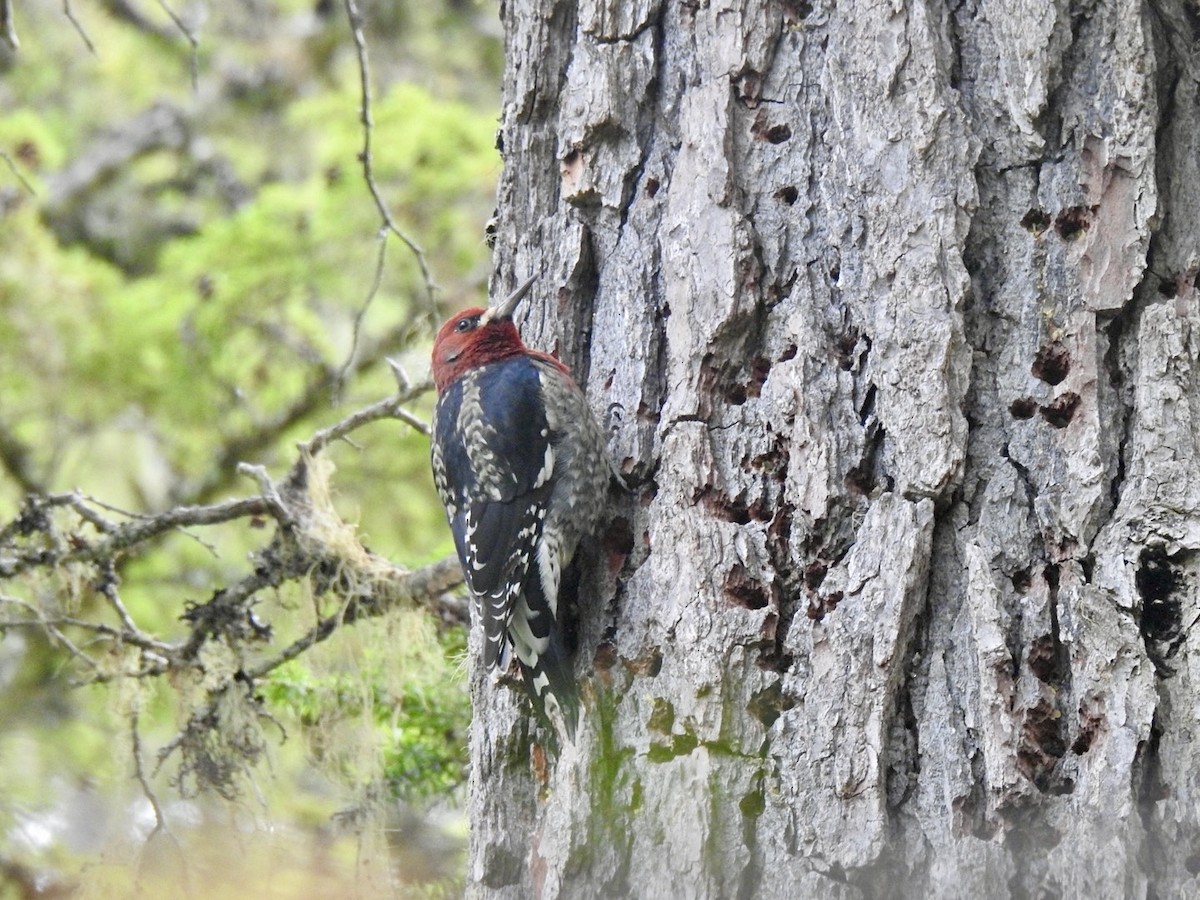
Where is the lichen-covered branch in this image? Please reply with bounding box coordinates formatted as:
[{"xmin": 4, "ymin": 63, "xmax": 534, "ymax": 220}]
[
  {"xmin": 0, "ymin": 493, "xmax": 271, "ymax": 578},
  {"xmin": 0, "ymin": 391, "xmax": 463, "ymax": 796}
]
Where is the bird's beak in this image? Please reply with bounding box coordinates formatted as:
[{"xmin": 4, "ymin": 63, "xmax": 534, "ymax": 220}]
[{"xmin": 481, "ymin": 274, "xmax": 537, "ymax": 325}]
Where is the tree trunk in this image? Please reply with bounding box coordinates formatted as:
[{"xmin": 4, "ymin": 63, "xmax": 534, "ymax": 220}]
[{"xmin": 472, "ymin": 0, "xmax": 1199, "ymax": 896}]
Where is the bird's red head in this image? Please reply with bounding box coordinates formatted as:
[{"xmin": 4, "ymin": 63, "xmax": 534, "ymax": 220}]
[{"xmin": 431, "ymin": 276, "xmax": 536, "ymax": 393}]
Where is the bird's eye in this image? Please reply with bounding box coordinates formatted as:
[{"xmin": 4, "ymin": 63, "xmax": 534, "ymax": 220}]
[{"xmin": 455, "ymin": 316, "xmax": 478, "ymax": 333}]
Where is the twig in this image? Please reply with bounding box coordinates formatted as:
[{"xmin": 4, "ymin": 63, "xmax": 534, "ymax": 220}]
[
  {"xmin": 61, "ymin": 491, "xmax": 119, "ymax": 533},
  {"xmin": 245, "ymin": 554, "xmax": 465, "ymax": 681},
  {"xmin": 174, "ymin": 324, "xmax": 428, "ymax": 506},
  {"xmin": 63, "ymin": 0, "xmax": 96, "ymax": 53},
  {"xmin": 0, "ymin": 495, "xmax": 270, "ymax": 578},
  {"xmin": 91, "ymin": 496, "xmax": 270, "ymax": 552},
  {"xmin": 63, "ymin": 490, "xmax": 220, "ymax": 557},
  {"xmin": 236, "ymin": 463, "xmax": 294, "ymax": 528},
  {"xmin": 96, "ymin": 0, "xmax": 179, "ymax": 45},
  {"xmin": 0, "ymin": 599, "xmax": 177, "ymax": 657},
  {"xmin": 0, "ymin": 152, "xmax": 37, "ymax": 198},
  {"xmin": 335, "ymin": 227, "xmax": 390, "ymax": 403},
  {"xmin": 132, "ymin": 708, "xmax": 194, "ymax": 897},
  {"xmin": 96, "ymin": 559, "xmax": 139, "ymax": 634},
  {"xmin": 0, "ymin": 0, "xmax": 17, "ymax": 50},
  {"xmin": 342, "ymin": 0, "xmax": 438, "ymax": 316},
  {"xmin": 300, "ymin": 382, "xmax": 433, "ymax": 456},
  {"xmin": 40, "ymin": 619, "xmax": 101, "ymax": 674},
  {"xmin": 392, "ymin": 405, "xmax": 431, "ymax": 436},
  {"xmin": 156, "ymin": 0, "xmax": 199, "ymax": 90},
  {"xmin": 385, "ymin": 357, "xmax": 412, "ymax": 392}
]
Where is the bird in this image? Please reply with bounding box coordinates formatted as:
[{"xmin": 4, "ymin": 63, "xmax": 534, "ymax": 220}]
[{"xmin": 430, "ymin": 276, "xmax": 610, "ymax": 739}]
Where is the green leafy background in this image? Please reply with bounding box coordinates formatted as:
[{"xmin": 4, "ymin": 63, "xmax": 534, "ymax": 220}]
[{"xmin": 0, "ymin": 1, "xmax": 502, "ymax": 894}]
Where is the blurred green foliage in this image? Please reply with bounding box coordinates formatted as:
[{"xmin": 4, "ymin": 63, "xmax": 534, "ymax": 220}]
[
  {"xmin": 0, "ymin": 0, "xmax": 501, "ymax": 893},
  {"xmin": 265, "ymin": 616, "xmax": 469, "ymax": 801}
]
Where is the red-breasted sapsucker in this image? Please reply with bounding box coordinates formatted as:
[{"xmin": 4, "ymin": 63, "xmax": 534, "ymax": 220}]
[{"xmin": 430, "ymin": 276, "xmax": 609, "ymax": 738}]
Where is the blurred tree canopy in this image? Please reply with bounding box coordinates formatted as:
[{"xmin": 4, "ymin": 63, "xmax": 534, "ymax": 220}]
[{"xmin": 0, "ymin": 1, "xmax": 502, "ymax": 895}]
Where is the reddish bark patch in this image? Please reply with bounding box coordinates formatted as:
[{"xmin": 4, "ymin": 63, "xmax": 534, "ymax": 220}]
[
  {"xmin": 531, "ymin": 742, "xmax": 549, "ymax": 788},
  {"xmin": 804, "ymin": 559, "xmax": 828, "ymax": 591},
  {"xmin": 1009, "ymin": 397, "xmax": 1037, "ymax": 419},
  {"xmin": 1026, "ymin": 634, "xmax": 1065, "ymax": 685},
  {"xmin": 845, "ymin": 464, "xmax": 875, "ymax": 496},
  {"xmin": 602, "ymin": 517, "xmax": 635, "ymax": 574},
  {"xmin": 1017, "ymin": 698, "xmax": 1069, "ymax": 791},
  {"xmin": 747, "ymin": 356, "xmax": 771, "ymax": 398},
  {"xmin": 622, "ymin": 646, "xmax": 663, "ymax": 678},
  {"xmin": 593, "ymin": 641, "xmax": 618, "ymax": 672},
  {"xmin": 1072, "ymin": 703, "xmax": 1105, "ymax": 755},
  {"xmin": 1032, "ymin": 341, "xmax": 1071, "ymax": 385},
  {"xmin": 1054, "ymin": 206, "xmax": 1092, "ymax": 240},
  {"xmin": 806, "ymin": 590, "xmax": 843, "ymax": 622},
  {"xmin": 1039, "ymin": 392, "xmax": 1081, "ymax": 428},
  {"xmin": 724, "ymin": 563, "xmax": 771, "ymax": 610},
  {"xmin": 752, "ymin": 110, "xmax": 792, "ymax": 143},
  {"xmin": 1020, "ymin": 208, "xmax": 1052, "ymax": 235}
]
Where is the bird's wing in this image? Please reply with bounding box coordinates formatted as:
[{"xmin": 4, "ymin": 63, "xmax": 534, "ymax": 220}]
[{"xmin": 434, "ymin": 359, "xmax": 557, "ymax": 671}]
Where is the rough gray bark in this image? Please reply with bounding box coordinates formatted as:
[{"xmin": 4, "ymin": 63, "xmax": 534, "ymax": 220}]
[{"xmin": 473, "ymin": 0, "xmax": 1200, "ymax": 896}]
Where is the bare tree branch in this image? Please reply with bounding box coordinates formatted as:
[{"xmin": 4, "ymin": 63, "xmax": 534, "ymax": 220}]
[
  {"xmin": 63, "ymin": 0, "xmax": 97, "ymax": 53},
  {"xmin": 335, "ymin": 227, "xmax": 390, "ymax": 402},
  {"xmin": 173, "ymin": 328, "xmax": 431, "ymax": 506},
  {"xmin": 0, "ymin": 0, "xmax": 17, "ymax": 50},
  {"xmin": 132, "ymin": 707, "xmax": 193, "ymax": 897},
  {"xmin": 97, "ymin": 0, "xmax": 181, "ymax": 45},
  {"xmin": 0, "ymin": 598, "xmax": 106, "ymax": 675},
  {"xmin": 1, "ymin": 396, "xmax": 461, "ymax": 638},
  {"xmin": 342, "ymin": 0, "xmax": 438, "ymax": 316},
  {"xmin": 0, "ymin": 494, "xmax": 271, "ymax": 578},
  {"xmin": 300, "ymin": 384, "xmax": 433, "ymax": 456},
  {"xmin": 0, "ymin": 152, "xmax": 37, "ymax": 198},
  {"xmin": 0, "ymin": 386, "xmax": 464, "ymax": 797},
  {"xmin": 245, "ymin": 554, "xmax": 464, "ymax": 682},
  {"xmin": 0, "ymin": 612, "xmax": 174, "ymax": 660},
  {"xmin": 156, "ymin": 0, "xmax": 198, "ymax": 89}
]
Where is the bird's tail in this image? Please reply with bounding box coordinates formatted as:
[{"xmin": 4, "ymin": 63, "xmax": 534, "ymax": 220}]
[
  {"xmin": 520, "ymin": 628, "xmax": 580, "ymax": 742},
  {"xmin": 478, "ymin": 586, "xmax": 515, "ymax": 672},
  {"xmin": 508, "ymin": 578, "xmax": 580, "ymax": 744}
]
